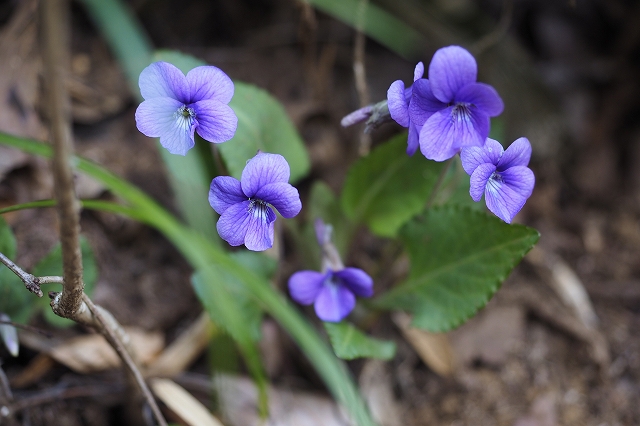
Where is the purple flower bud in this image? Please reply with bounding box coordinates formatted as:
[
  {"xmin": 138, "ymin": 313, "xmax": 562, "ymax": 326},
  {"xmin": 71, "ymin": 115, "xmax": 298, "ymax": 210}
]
[{"xmin": 135, "ymin": 61, "xmax": 238, "ymax": 155}]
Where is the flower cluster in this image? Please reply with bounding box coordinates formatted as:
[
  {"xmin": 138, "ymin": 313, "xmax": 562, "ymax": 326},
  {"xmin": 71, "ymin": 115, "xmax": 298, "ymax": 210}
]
[
  {"xmin": 136, "ymin": 61, "xmax": 238, "ymax": 155},
  {"xmin": 385, "ymin": 45, "xmax": 534, "ymax": 222}
]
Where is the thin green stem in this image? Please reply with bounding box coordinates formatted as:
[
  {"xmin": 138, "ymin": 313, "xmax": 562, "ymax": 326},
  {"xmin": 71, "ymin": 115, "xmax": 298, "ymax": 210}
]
[{"xmin": 424, "ymin": 157, "xmax": 454, "ymax": 211}]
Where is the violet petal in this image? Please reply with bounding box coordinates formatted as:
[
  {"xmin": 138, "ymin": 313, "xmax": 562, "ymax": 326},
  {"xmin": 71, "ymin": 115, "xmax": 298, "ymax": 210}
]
[
  {"xmin": 139, "ymin": 62, "xmax": 189, "ymax": 102},
  {"xmin": 413, "ymin": 61, "xmax": 425, "ymax": 81},
  {"xmin": 406, "ymin": 121, "xmax": 420, "ymax": 156},
  {"xmin": 469, "ymin": 163, "xmax": 496, "ymax": 202},
  {"xmin": 209, "ymin": 176, "xmax": 245, "ymax": 215},
  {"xmin": 409, "ymin": 79, "xmax": 446, "ymax": 127},
  {"xmin": 193, "ymin": 100, "xmax": 238, "ymax": 144},
  {"xmin": 254, "ymin": 182, "xmax": 301, "ymax": 219},
  {"xmin": 335, "ymin": 267, "xmax": 373, "ymax": 297},
  {"xmin": 314, "ymin": 284, "xmax": 356, "ymax": 323},
  {"xmin": 455, "ymin": 82, "xmax": 504, "ymax": 117},
  {"xmin": 497, "ymin": 137, "xmax": 532, "ymax": 170},
  {"xmin": 501, "ymin": 166, "xmax": 535, "ymax": 199},
  {"xmin": 288, "ymin": 271, "xmax": 327, "ymax": 305},
  {"xmin": 135, "ymin": 97, "xmax": 195, "ymax": 155},
  {"xmin": 485, "ymin": 169, "xmax": 532, "ymax": 223},
  {"xmin": 428, "ymin": 46, "xmax": 477, "ymax": 103},
  {"xmin": 244, "ymin": 204, "xmax": 276, "ymax": 251},
  {"xmin": 241, "ymin": 153, "xmax": 291, "ymax": 198},
  {"xmin": 186, "ymin": 65, "xmax": 234, "ymax": 104},
  {"xmin": 387, "ymin": 80, "xmax": 409, "ymax": 127},
  {"xmin": 460, "ymin": 138, "xmax": 503, "ymax": 175},
  {"xmin": 216, "ymin": 201, "xmax": 251, "ymax": 246}
]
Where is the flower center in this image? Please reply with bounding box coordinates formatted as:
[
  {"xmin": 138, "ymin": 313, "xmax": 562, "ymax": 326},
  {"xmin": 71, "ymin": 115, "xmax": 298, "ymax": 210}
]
[
  {"xmin": 247, "ymin": 198, "xmax": 276, "ymax": 224},
  {"xmin": 490, "ymin": 171, "xmax": 503, "ymax": 183},
  {"xmin": 174, "ymin": 105, "xmax": 196, "ymax": 131},
  {"xmin": 451, "ymin": 102, "xmax": 471, "ymax": 122}
]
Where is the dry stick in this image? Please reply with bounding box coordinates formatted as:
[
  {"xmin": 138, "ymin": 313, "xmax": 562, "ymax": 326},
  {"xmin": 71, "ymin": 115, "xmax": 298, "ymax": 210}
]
[
  {"xmin": 354, "ymin": 0, "xmax": 371, "ymax": 155},
  {"xmin": 40, "ymin": 1, "xmax": 166, "ymax": 425},
  {"xmin": 0, "ymin": 252, "xmax": 62, "ymax": 297},
  {"xmin": 82, "ymin": 295, "xmax": 166, "ymax": 426},
  {"xmin": 41, "ymin": 0, "xmax": 84, "ymax": 319}
]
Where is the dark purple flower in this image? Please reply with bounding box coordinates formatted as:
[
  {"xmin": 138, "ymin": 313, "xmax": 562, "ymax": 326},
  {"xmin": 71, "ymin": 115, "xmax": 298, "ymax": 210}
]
[
  {"xmin": 409, "ymin": 46, "xmax": 504, "ymax": 161},
  {"xmin": 387, "ymin": 62, "xmax": 425, "ymax": 155},
  {"xmin": 209, "ymin": 152, "xmax": 302, "ymax": 251},
  {"xmin": 460, "ymin": 137, "xmax": 535, "ymax": 223},
  {"xmin": 288, "ymin": 267, "xmax": 373, "ymax": 322},
  {"xmin": 135, "ymin": 61, "xmax": 238, "ymax": 156}
]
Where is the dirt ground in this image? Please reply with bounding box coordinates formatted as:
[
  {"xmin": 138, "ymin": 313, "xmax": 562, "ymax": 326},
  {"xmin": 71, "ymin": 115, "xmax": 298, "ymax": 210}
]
[{"xmin": 1, "ymin": 0, "xmax": 640, "ymax": 425}]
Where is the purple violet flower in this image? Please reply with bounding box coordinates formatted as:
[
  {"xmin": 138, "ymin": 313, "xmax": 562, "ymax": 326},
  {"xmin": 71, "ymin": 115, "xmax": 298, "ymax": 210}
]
[
  {"xmin": 408, "ymin": 46, "xmax": 504, "ymax": 161},
  {"xmin": 387, "ymin": 62, "xmax": 425, "ymax": 156},
  {"xmin": 209, "ymin": 152, "xmax": 301, "ymax": 251},
  {"xmin": 288, "ymin": 268, "xmax": 373, "ymax": 322},
  {"xmin": 460, "ymin": 137, "xmax": 535, "ymax": 223},
  {"xmin": 135, "ymin": 61, "xmax": 238, "ymax": 156}
]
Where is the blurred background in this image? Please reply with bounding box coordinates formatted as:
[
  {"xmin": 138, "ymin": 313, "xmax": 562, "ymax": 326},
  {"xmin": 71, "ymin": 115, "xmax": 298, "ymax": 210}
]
[{"xmin": 1, "ymin": 0, "xmax": 640, "ymax": 424}]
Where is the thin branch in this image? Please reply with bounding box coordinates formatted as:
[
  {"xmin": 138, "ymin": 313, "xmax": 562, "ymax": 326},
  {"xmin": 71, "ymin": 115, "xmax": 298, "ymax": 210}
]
[
  {"xmin": 0, "ymin": 320, "xmax": 53, "ymax": 338},
  {"xmin": 354, "ymin": 0, "xmax": 371, "ymax": 155},
  {"xmin": 42, "ymin": 0, "xmax": 84, "ymax": 318},
  {"xmin": 82, "ymin": 295, "xmax": 167, "ymax": 426},
  {"xmin": 471, "ymin": 0, "xmax": 514, "ymax": 56},
  {"xmin": 0, "ymin": 363, "xmax": 13, "ymax": 402},
  {"xmin": 0, "ymin": 252, "xmax": 64, "ymax": 297}
]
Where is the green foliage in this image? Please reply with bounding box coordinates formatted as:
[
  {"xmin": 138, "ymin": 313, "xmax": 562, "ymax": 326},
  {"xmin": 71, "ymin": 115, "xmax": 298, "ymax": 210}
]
[
  {"xmin": 0, "ymin": 133, "xmax": 377, "ymax": 426},
  {"xmin": 375, "ymin": 206, "xmax": 539, "ymax": 332},
  {"xmin": 32, "ymin": 237, "xmax": 98, "ymax": 328},
  {"xmin": 0, "ymin": 217, "xmax": 32, "ymax": 323},
  {"xmin": 324, "ymin": 322, "xmax": 396, "ymax": 360},
  {"xmin": 341, "ymin": 134, "xmax": 445, "ymax": 237}
]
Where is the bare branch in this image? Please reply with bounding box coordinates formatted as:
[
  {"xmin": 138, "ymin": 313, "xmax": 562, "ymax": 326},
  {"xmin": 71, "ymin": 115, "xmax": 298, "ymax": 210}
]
[
  {"xmin": 0, "ymin": 252, "xmax": 63, "ymax": 297},
  {"xmin": 41, "ymin": 0, "xmax": 84, "ymax": 318}
]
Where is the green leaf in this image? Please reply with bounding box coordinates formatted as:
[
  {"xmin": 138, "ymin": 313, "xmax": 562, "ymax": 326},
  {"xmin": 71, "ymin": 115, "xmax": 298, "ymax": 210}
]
[
  {"xmin": 324, "ymin": 322, "xmax": 396, "ymax": 360},
  {"xmin": 375, "ymin": 206, "xmax": 539, "ymax": 332},
  {"xmin": 0, "ymin": 217, "xmax": 32, "ymax": 323},
  {"xmin": 32, "ymin": 237, "xmax": 98, "ymax": 328},
  {"xmin": 341, "ymin": 134, "xmax": 445, "ymax": 237},
  {"xmin": 221, "ymin": 82, "xmax": 310, "ymax": 183}
]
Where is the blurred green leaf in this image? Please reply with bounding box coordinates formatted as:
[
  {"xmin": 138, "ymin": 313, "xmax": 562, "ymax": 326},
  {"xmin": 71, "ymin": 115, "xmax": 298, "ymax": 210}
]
[
  {"xmin": 306, "ymin": 0, "xmax": 428, "ymax": 59},
  {"xmin": 32, "ymin": 237, "xmax": 98, "ymax": 328},
  {"xmin": 0, "ymin": 217, "xmax": 32, "ymax": 324},
  {"xmin": 341, "ymin": 134, "xmax": 445, "ymax": 237},
  {"xmin": 222, "ymin": 82, "xmax": 310, "ymax": 183},
  {"xmin": 375, "ymin": 206, "xmax": 539, "ymax": 331},
  {"xmin": 324, "ymin": 322, "xmax": 396, "ymax": 360}
]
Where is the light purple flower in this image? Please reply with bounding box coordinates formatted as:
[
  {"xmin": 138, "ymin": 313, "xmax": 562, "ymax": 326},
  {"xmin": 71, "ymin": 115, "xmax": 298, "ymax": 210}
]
[
  {"xmin": 387, "ymin": 62, "xmax": 425, "ymax": 155},
  {"xmin": 288, "ymin": 267, "xmax": 373, "ymax": 322},
  {"xmin": 209, "ymin": 152, "xmax": 301, "ymax": 251},
  {"xmin": 409, "ymin": 46, "xmax": 504, "ymax": 161},
  {"xmin": 135, "ymin": 61, "xmax": 238, "ymax": 156},
  {"xmin": 460, "ymin": 137, "xmax": 535, "ymax": 223}
]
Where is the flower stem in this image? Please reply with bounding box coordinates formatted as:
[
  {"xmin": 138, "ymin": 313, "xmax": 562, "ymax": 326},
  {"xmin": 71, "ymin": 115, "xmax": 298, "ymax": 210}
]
[{"xmin": 424, "ymin": 157, "xmax": 454, "ymax": 211}]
